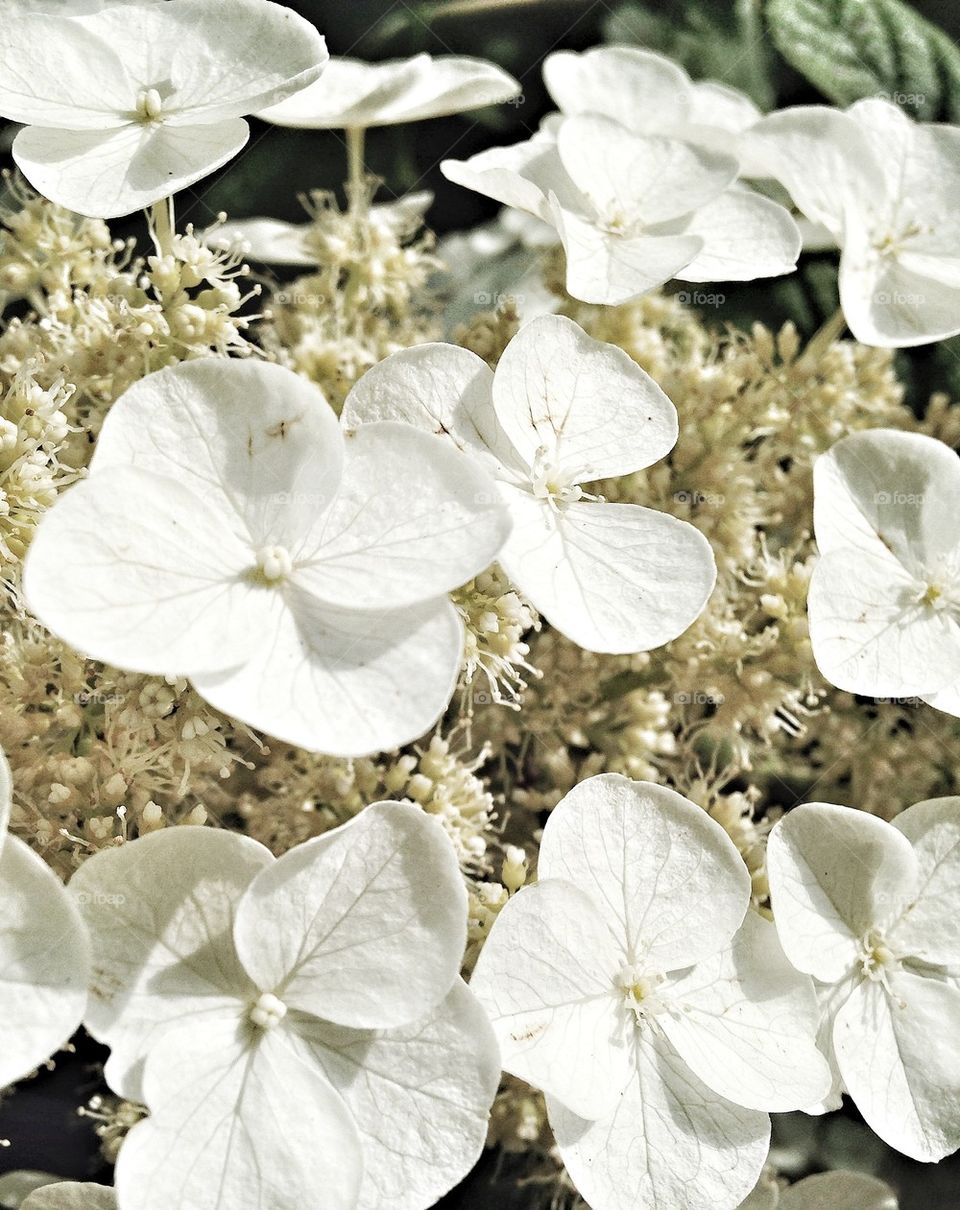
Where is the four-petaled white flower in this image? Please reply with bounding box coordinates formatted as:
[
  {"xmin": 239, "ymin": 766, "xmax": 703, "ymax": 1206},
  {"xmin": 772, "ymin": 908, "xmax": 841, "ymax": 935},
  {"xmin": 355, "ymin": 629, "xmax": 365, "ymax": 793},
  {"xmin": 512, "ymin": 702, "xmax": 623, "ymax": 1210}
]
[
  {"xmin": 543, "ymin": 45, "xmax": 763, "ymax": 166},
  {"xmin": 471, "ymin": 773, "xmax": 831, "ymax": 1210},
  {"xmin": 747, "ymin": 98, "xmax": 960, "ymax": 347},
  {"xmin": 70, "ymin": 803, "xmax": 500, "ymax": 1210},
  {"xmin": 442, "ymin": 115, "xmax": 800, "ymax": 305},
  {"xmin": 0, "ymin": 0, "xmax": 328, "ymax": 218},
  {"xmin": 343, "ymin": 314, "xmax": 717, "ymax": 653},
  {"xmin": 807, "ymin": 428, "xmax": 960, "ymax": 716},
  {"xmin": 0, "ymin": 747, "xmax": 90, "ymax": 1090},
  {"xmin": 767, "ymin": 797, "xmax": 960, "ymax": 1161},
  {"xmin": 24, "ymin": 359, "xmax": 511, "ymax": 756},
  {"xmin": 257, "ymin": 53, "xmax": 520, "ymax": 130}
]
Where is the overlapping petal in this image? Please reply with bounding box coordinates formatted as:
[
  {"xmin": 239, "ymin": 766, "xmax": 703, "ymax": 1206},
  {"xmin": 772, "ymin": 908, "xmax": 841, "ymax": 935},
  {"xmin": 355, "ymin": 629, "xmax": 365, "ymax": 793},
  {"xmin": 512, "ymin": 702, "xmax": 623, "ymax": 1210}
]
[{"xmin": 890, "ymin": 796, "xmax": 960, "ymax": 965}]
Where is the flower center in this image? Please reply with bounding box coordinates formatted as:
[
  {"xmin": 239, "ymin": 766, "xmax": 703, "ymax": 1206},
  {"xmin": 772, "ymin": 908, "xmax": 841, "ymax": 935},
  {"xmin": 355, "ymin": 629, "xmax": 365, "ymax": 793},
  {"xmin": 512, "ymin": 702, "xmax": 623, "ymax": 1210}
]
[
  {"xmin": 872, "ymin": 218, "xmax": 925, "ymax": 259},
  {"xmin": 859, "ymin": 927, "xmax": 900, "ymax": 983},
  {"xmin": 135, "ymin": 88, "xmax": 164, "ymax": 123},
  {"xmin": 255, "ymin": 545, "xmax": 293, "ymax": 584},
  {"xmin": 617, "ymin": 963, "xmax": 667, "ymax": 1024},
  {"xmin": 249, "ymin": 992, "xmax": 287, "ymax": 1030},
  {"xmin": 528, "ymin": 445, "xmax": 601, "ymax": 510}
]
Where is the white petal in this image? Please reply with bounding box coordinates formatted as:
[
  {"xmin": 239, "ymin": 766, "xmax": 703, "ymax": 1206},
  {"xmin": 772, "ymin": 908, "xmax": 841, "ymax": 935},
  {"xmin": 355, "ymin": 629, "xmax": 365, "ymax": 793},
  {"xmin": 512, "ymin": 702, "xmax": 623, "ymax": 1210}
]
[
  {"xmin": 233, "ymin": 802, "xmax": 465, "ymax": 1030},
  {"xmin": 813, "ymin": 428, "xmax": 960, "ymax": 562},
  {"xmin": 549, "ymin": 1031, "xmax": 770, "ymax": 1210},
  {"xmin": 259, "ymin": 54, "xmax": 518, "ymax": 128},
  {"xmin": 673, "ymin": 187, "xmax": 800, "ymax": 282},
  {"xmin": 543, "ymin": 47, "xmax": 691, "ymax": 130},
  {"xmin": 14, "ymin": 119, "xmax": 249, "ymax": 219},
  {"xmin": 441, "ymin": 133, "xmax": 568, "ymax": 224},
  {"xmin": 498, "ymin": 494, "xmax": 716, "ymax": 653},
  {"xmin": 296, "ymin": 422, "xmax": 511, "ymax": 610},
  {"xmin": 291, "ymin": 981, "xmax": 500, "ymax": 1210},
  {"xmin": 556, "ymin": 116, "xmax": 737, "ymax": 225},
  {"xmin": 115, "ymin": 1018, "xmax": 362, "ymax": 1210},
  {"xmin": 21, "ymin": 1184, "xmax": 116, "ymax": 1210},
  {"xmin": 834, "ymin": 970, "xmax": 960, "ymax": 1160},
  {"xmin": 0, "ymin": 836, "xmax": 90, "ymax": 1088},
  {"xmin": 550, "ymin": 196, "xmax": 701, "ymax": 304},
  {"xmin": 68, "ymin": 827, "xmax": 272, "ymax": 1101},
  {"xmin": 470, "ymin": 879, "xmax": 631, "ymax": 1120},
  {"xmin": 839, "ymin": 232, "xmax": 960, "ymax": 347},
  {"xmin": 780, "ymin": 1171, "xmax": 898, "ymax": 1210},
  {"xmin": 766, "ymin": 802, "xmax": 918, "ymax": 983},
  {"xmin": 491, "ymin": 314, "xmax": 678, "ymax": 479},
  {"xmin": 807, "ymin": 548, "xmax": 960, "ymax": 698},
  {"xmin": 23, "ymin": 468, "xmax": 266, "ymax": 678},
  {"xmin": 0, "ymin": 9, "xmax": 132, "ymax": 128},
  {"xmin": 91, "ymin": 359, "xmax": 344, "ymax": 551},
  {"xmin": 684, "ymin": 82, "xmax": 762, "ymax": 139},
  {"xmin": 661, "ymin": 913, "xmax": 831, "ymax": 1111},
  {"xmin": 190, "ymin": 590, "xmax": 464, "ymax": 756},
  {"xmin": 341, "ymin": 343, "xmax": 524, "ymax": 478},
  {"xmin": 745, "ymin": 106, "xmax": 883, "ymax": 237},
  {"xmin": 207, "ymin": 217, "xmax": 316, "ymax": 266},
  {"xmin": 890, "ymin": 796, "xmax": 960, "ymax": 965},
  {"xmin": 539, "ymin": 774, "xmax": 751, "ymax": 970}
]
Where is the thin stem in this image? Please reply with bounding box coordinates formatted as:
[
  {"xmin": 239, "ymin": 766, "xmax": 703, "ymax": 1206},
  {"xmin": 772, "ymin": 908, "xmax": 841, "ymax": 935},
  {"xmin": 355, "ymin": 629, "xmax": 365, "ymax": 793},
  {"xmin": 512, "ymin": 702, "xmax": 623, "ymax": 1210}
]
[
  {"xmin": 149, "ymin": 196, "xmax": 176, "ymax": 258},
  {"xmin": 799, "ymin": 305, "xmax": 846, "ymax": 370},
  {"xmin": 345, "ymin": 125, "xmax": 367, "ymax": 220}
]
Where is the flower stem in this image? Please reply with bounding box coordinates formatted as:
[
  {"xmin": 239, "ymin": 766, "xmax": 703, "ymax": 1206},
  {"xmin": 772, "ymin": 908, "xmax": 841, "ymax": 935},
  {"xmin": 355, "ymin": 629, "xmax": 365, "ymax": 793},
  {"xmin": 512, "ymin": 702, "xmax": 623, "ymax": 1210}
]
[
  {"xmin": 345, "ymin": 125, "xmax": 367, "ymax": 220},
  {"xmin": 149, "ymin": 196, "xmax": 176, "ymax": 258}
]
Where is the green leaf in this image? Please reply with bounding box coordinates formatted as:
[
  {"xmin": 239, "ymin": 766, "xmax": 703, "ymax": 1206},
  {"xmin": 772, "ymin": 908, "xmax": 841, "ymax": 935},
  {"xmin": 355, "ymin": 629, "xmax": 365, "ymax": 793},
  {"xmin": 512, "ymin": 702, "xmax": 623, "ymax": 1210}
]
[{"xmin": 766, "ymin": 0, "xmax": 960, "ymax": 121}]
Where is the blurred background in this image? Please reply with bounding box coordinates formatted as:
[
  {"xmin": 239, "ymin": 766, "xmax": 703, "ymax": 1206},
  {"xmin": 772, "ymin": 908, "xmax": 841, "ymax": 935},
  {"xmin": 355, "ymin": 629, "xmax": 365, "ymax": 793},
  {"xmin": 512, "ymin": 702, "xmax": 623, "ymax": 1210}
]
[{"xmin": 3, "ymin": 0, "xmax": 960, "ymax": 1205}]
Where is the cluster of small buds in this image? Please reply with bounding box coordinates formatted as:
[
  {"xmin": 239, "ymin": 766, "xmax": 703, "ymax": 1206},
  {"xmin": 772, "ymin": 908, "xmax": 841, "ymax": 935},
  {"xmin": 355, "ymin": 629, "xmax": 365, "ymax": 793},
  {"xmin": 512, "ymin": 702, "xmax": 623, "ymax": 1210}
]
[{"xmin": 454, "ymin": 566, "xmax": 540, "ymax": 710}]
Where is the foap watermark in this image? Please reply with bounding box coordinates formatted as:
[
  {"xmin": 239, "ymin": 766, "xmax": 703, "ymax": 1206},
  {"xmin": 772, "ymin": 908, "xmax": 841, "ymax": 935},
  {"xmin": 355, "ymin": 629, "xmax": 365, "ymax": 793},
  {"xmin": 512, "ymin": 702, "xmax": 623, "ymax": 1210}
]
[
  {"xmin": 874, "ymin": 490, "xmax": 924, "ymax": 506},
  {"xmin": 473, "ymin": 290, "xmax": 525, "ymax": 309},
  {"xmin": 676, "ymin": 289, "xmax": 725, "ymax": 309},
  {"xmin": 674, "ymin": 489, "xmax": 725, "ymax": 507},
  {"xmin": 674, "ymin": 690, "xmax": 725, "ymax": 706},
  {"xmin": 74, "ymin": 890, "xmax": 127, "ymax": 907}
]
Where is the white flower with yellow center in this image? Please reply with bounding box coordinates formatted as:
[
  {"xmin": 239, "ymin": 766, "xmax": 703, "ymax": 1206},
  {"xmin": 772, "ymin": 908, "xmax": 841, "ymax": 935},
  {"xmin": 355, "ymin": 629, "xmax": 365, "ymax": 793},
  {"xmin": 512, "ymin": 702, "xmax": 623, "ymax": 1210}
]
[
  {"xmin": 0, "ymin": 0, "xmax": 328, "ymax": 218},
  {"xmin": 747, "ymin": 98, "xmax": 960, "ymax": 346},
  {"xmin": 23, "ymin": 359, "xmax": 511, "ymax": 756},
  {"xmin": 767, "ymin": 797, "xmax": 960, "ymax": 1161},
  {"xmin": 471, "ymin": 773, "xmax": 831, "ymax": 1210},
  {"xmin": 0, "ymin": 747, "xmax": 90, "ymax": 1091},
  {"xmin": 441, "ymin": 115, "xmax": 800, "ymax": 305},
  {"xmin": 343, "ymin": 314, "xmax": 716, "ymax": 654},
  {"xmin": 807, "ymin": 428, "xmax": 960, "ymax": 715},
  {"xmin": 70, "ymin": 803, "xmax": 500, "ymax": 1210}
]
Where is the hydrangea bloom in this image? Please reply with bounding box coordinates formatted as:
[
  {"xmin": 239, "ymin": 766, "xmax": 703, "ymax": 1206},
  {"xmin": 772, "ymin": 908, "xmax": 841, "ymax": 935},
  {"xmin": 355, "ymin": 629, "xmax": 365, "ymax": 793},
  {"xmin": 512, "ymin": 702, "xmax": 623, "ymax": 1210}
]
[
  {"xmin": 442, "ymin": 116, "xmax": 800, "ymax": 304},
  {"xmin": 767, "ymin": 797, "xmax": 960, "ymax": 1160},
  {"xmin": 748, "ymin": 98, "xmax": 960, "ymax": 347},
  {"xmin": 0, "ymin": 0, "xmax": 328, "ymax": 219},
  {"xmin": 471, "ymin": 773, "xmax": 831, "ymax": 1210},
  {"xmin": 70, "ymin": 803, "xmax": 499, "ymax": 1210},
  {"xmin": 343, "ymin": 314, "xmax": 717, "ymax": 653},
  {"xmin": 807, "ymin": 428, "xmax": 960, "ymax": 715},
  {"xmin": 209, "ymin": 193, "xmax": 433, "ymax": 265},
  {"xmin": 24, "ymin": 359, "xmax": 510, "ymax": 755},
  {"xmin": 257, "ymin": 53, "xmax": 520, "ymax": 129},
  {"xmin": 0, "ymin": 747, "xmax": 90, "ymax": 1088},
  {"xmin": 543, "ymin": 45, "xmax": 762, "ymax": 163}
]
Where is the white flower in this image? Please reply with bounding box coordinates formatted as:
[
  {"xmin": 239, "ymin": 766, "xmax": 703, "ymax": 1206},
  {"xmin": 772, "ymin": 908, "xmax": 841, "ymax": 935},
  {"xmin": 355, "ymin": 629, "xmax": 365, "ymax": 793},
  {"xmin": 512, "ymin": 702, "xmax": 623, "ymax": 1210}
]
[
  {"xmin": 257, "ymin": 53, "xmax": 520, "ymax": 129},
  {"xmin": 70, "ymin": 803, "xmax": 500, "ymax": 1210},
  {"xmin": 471, "ymin": 773, "xmax": 831, "ymax": 1210},
  {"xmin": 767, "ymin": 796, "xmax": 960, "ymax": 1160},
  {"xmin": 739, "ymin": 1171, "xmax": 898, "ymax": 1210},
  {"xmin": 747, "ymin": 98, "xmax": 960, "ymax": 347},
  {"xmin": 208, "ymin": 192, "xmax": 433, "ymax": 265},
  {"xmin": 22, "ymin": 1185, "xmax": 116, "ymax": 1210},
  {"xmin": 0, "ymin": 0, "xmax": 328, "ymax": 218},
  {"xmin": 807, "ymin": 428, "xmax": 960, "ymax": 715},
  {"xmin": 342, "ymin": 314, "xmax": 716, "ymax": 653},
  {"xmin": 441, "ymin": 116, "xmax": 800, "ymax": 305},
  {"xmin": 543, "ymin": 45, "xmax": 763, "ymax": 165},
  {"xmin": 23, "ymin": 359, "xmax": 511, "ymax": 755},
  {"xmin": 0, "ymin": 747, "xmax": 90, "ymax": 1089}
]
